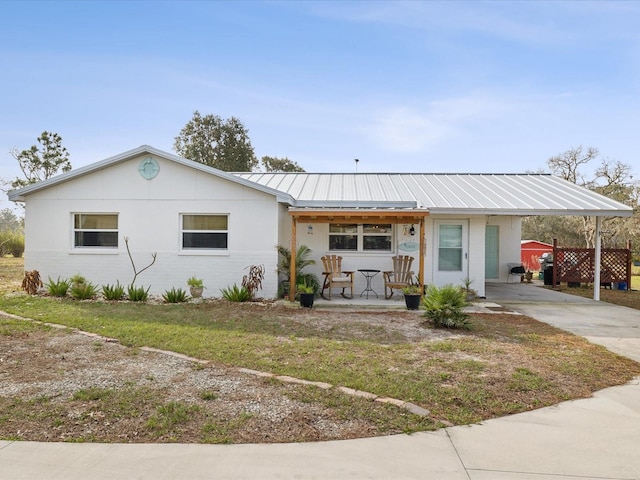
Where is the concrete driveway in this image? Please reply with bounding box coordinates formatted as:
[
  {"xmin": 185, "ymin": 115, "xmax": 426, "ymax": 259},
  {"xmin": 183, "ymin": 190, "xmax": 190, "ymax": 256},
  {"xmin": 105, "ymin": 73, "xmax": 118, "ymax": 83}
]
[
  {"xmin": 1, "ymin": 284, "xmax": 639, "ymax": 480},
  {"xmin": 484, "ymin": 281, "xmax": 640, "ymax": 363}
]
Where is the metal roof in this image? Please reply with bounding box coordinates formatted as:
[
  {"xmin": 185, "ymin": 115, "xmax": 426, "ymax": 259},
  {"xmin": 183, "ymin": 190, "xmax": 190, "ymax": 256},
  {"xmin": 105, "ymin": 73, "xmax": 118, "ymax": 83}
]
[
  {"xmin": 7, "ymin": 145, "xmax": 294, "ymax": 204},
  {"xmin": 235, "ymin": 173, "xmax": 633, "ymax": 217},
  {"xmin": 7, "ymin": 145, "xmax": 632, "ymax": 218}
]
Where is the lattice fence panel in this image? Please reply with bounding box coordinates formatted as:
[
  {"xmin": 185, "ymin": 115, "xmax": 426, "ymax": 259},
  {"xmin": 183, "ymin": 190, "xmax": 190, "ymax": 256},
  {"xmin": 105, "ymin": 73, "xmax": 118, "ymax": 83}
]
[
  {"xmin": 554, "ymin": 247, "xmax": 630, "ymax": 284},
  {"xmin": 601, "ymin": 249, "xmax": 630, "ymax": 283},
  {"xmin": 556, "ymin": 249, "xmax": 593, "ymax": 283}
]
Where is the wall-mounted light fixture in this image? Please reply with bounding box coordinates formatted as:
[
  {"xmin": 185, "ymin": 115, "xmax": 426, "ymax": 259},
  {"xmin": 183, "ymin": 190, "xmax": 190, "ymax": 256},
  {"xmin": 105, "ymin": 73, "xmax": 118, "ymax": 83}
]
[{"xmin": 409, "ymin": 225, "xmax": 415, "ymax": 236}]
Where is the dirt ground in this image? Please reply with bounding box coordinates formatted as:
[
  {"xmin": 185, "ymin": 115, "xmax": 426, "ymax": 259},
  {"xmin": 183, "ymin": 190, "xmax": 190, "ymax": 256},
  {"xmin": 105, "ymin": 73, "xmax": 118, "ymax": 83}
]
[{"xmin": 0, "ymin": 309, "xmax": 448, "ymax": 444}]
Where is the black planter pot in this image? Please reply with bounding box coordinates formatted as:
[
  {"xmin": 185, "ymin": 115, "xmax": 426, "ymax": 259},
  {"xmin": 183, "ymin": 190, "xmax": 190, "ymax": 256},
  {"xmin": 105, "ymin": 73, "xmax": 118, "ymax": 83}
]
[
  {"xmin": 404, "ymin": 294, "xmax": 421, "ymax": 310},
  {"xmin": 299, "ymin": 293, "xmax": 315, "ymax": 308}
]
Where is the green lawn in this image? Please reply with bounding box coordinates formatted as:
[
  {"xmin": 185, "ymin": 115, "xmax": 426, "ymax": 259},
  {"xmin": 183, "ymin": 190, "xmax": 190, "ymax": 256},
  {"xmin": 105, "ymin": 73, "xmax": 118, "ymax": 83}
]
[{"xmin": 1, "ymin": 257, "xmax": 639, "ymax": 435}]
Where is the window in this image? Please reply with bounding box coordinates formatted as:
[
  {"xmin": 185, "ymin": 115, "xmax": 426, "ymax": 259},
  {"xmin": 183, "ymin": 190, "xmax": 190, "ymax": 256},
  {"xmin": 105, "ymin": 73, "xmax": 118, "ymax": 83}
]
[
  {"xmin": 73, "ymin": 214, "xmax": 118, "ymax": 248},
  {"xmin": 363, "ymin": 224, "xmax": 392, "ymax": 251},
  {"xmin": 438, "ymin": 224, "xmax": 462, "ymax": 271},
  {"xmin": 182, "ymin": 214, "xmax": 228, "ymax": 250},
  {"xmin": 329, "ymin": 224, "xmax": 357, "ymax": 250},
  {"xmin": 329, "ymin": 223, "xmax": 392, "ymax": 252}
]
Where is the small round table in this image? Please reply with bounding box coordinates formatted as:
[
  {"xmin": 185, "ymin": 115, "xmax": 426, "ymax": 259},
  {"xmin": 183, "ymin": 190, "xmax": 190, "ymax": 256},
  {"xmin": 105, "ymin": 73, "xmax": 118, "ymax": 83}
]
[{"xmin": 358, "ymin": 269, "xmax": 381, "ymax": 299}]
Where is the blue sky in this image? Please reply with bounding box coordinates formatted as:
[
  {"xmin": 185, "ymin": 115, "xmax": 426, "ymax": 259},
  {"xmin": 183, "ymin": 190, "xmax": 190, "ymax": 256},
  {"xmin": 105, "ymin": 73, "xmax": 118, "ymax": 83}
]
[{"xmin": 2, "ymin": 0, "xmax": 640, "ymax": 209}]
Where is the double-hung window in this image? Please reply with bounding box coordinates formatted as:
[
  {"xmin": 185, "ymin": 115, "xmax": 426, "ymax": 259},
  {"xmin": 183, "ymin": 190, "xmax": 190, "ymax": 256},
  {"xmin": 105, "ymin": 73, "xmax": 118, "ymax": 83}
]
[
  {"xmin": 329, "ymin": 223, "xmax": 392, "ymax": 252},
  {"xmin": 329, "ymin": 224, "xmax": 358, "ymax": 250},
  {"xmin": 182, "ymin": 214, "xmax": 228, "ymax": 250},
  {"xmin": 73, "ymin": 214, "xmax": 118, "ymax": 248}
]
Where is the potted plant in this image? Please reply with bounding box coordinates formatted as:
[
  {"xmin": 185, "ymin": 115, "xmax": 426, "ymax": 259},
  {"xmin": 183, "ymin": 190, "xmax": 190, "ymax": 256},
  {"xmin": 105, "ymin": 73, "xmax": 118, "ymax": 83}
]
[
  {"xmin": 187, "ymin": 276, "xmax": 204, "ymax": 298},
  {"xmin": 297, "ymin": 282, "xmax": 316, "ymax": 308},
  {"xmin": 402, "ymin": 284, "xmax": 422, "ymax": 310},
  {"xmin": 524, "ymin": 270, "xmax": 534, "ymax": 283}
]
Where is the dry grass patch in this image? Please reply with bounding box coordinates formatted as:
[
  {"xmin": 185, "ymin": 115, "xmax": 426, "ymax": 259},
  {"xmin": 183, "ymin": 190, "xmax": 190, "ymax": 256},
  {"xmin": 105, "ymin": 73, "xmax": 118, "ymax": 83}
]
[{"xmin": 553, "ymin": 283, "xmax": 640, "ymax": 310}]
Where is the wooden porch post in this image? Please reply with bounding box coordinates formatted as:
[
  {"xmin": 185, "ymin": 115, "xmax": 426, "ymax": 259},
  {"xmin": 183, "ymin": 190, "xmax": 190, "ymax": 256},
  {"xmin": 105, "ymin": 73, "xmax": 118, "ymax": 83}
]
[
  {"xmin": 419, "ymin": 217, "xmax": 426, "ymax": 290},
  {"xmin": 289, "ymin": 218, "xmax": 297, "ymax": 302},
  {"xmin": 552, "ymin": 238, "xmax": 558, "ymax": 288}
]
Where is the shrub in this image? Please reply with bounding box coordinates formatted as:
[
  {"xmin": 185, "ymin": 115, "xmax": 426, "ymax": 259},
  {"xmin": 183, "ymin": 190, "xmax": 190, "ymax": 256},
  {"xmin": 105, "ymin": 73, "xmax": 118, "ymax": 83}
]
[
  {"xmin": 46, "ymin": 276, "xmax": 70, "ymax": 297},
  {"xmin": 102, "ymin": 282, "xmax": 125, "ymax": 301},
  {"xmin": 402, "ymin": 284, "xmax": 422, "ymax": 295},
  {"xmin": 296, "ymin": 282, "xmax": 315, "ymax": 294},
  {"xmin": 242, "ymin": 264, "xmax": 264, "ymax": 298},
  {"xmin": 70, "ymin": 281, "xmax": 97, "ymax": 300},
  {"xmin": 127, "ymin": 284, "xmax": 150, "ymax": 302},
  {"xmin": 422, "ymin": 284, "xmax": 472, "ymax": 330},
  {"xmin": 186, "ymin": 276, "xmax": 203, "ymax": 288},
  {"xmin": 0, "ymin": 231, "xmax": 24, "ymax": 257},
  {"xmin": 220, "ymin": 284, "xmax": 251, "ymax": 302},
  {"xmin": 163, "ymin": 287, "xmax": 188, "ymax": 303},
  {"xmin": 296, "ymin": 272, "xmax": 320, "ymax": 295},
  {"xmin": 70, "ymin": 273, "xmax": 87, "ymax": 285}
]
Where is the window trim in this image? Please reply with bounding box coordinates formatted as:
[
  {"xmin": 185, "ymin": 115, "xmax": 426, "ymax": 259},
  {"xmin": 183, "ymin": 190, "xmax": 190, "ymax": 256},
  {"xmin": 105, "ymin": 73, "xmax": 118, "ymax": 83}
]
[
  {"xmin": 180, "ymin": 213, "xmax": 229, "ymax": 252},
  {"xmin": 72, "ymin": 213, "xmax": 119, "ymax": 250}
]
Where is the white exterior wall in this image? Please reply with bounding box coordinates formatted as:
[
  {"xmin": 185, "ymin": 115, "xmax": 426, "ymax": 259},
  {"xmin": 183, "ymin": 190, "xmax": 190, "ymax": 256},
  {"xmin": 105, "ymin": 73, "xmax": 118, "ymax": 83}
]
[
  {"xmin": 23, "ymin": 155, "xmax": 281, "ymax": 297},
  {"xmin": 468, "ymin": 216, "xmax": 487, "ymax": 297},
  {"xmin": 283, "ymin": 221, "xmax": 421, "ymax": 298},
  {"xmin": 280, "ymin": 214, "xmax": 522, "ymax": 299},
  {"xmin": 487, "ymin": 215, "xmax": 523, "ymax": 283}
]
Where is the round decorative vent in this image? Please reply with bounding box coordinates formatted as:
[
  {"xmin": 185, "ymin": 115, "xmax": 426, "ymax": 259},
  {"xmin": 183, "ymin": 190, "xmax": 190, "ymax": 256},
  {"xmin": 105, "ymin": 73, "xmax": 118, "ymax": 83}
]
[{"xmin": 138, "ymin": 157, "xmax": 160, "ymax": 180}]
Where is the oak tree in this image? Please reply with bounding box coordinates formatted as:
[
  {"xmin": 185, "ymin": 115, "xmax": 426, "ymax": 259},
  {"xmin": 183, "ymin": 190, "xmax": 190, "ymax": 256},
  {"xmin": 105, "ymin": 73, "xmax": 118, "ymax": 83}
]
[{"xmin": 174, "ymin": 111, "xmax": 258, "ymax": 172}]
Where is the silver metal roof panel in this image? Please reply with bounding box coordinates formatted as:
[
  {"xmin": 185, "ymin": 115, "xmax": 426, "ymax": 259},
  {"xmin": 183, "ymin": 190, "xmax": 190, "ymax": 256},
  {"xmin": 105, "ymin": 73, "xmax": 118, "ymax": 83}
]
[{"xmin": 236, "ymin": 173, "xmax": 632, "ymax": 217}]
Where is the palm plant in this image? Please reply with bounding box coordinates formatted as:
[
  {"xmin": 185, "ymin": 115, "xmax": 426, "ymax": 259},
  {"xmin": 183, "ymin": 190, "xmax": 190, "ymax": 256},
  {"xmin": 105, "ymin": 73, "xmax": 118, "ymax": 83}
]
[
  {"xmin": 422, "ymin": 284, "xmax": 472, "ymax": 329},
  {"xmin": 276, "ymin": 245, "xmax": 317, "ymax": 296}
]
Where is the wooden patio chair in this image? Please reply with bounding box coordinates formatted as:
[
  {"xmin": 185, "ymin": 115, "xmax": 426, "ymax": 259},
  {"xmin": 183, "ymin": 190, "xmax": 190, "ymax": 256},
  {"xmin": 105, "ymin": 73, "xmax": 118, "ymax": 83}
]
[
  {"xmin": 383, "ymin": 255, "xmax": 414, "ymax": 299},
  {"xmin": 320, "ymin": 255, "xmax": 354, "ymax": 300}
]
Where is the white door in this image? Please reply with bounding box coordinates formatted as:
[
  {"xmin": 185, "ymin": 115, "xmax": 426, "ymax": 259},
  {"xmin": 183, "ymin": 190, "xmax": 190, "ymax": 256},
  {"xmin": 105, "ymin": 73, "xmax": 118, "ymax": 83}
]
[{"xmin": 434, "ymin": 221, "xmax": 469, "ymax": 286}]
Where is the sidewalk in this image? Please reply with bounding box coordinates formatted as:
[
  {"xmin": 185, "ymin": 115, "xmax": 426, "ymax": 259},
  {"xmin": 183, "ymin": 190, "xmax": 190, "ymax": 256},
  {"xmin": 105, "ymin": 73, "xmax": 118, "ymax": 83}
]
[{"xmin": 1, "ymin": 283, "xmax": 639, "ymax": 479}]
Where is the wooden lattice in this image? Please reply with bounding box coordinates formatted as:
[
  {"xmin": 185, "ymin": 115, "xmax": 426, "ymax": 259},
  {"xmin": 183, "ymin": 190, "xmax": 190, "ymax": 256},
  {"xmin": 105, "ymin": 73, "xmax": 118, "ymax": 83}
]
[{"xmin": 553, "ymin": 240, "xmax": 631, "ymax": 286}]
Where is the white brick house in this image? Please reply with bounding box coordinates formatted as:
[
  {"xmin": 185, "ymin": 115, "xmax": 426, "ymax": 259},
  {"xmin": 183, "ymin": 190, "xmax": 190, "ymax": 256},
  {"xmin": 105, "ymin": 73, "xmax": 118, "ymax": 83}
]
[{"xmin": 8, "ymin": 145, "xmax": 632, "ymax": 299}]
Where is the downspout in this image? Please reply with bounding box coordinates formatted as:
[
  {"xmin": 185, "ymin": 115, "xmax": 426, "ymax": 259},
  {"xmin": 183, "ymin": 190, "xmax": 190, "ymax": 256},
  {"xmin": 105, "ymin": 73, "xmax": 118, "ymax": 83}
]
[{"xmin": 593, "ymin": 216, "xmax": 602, "ymax": 301}]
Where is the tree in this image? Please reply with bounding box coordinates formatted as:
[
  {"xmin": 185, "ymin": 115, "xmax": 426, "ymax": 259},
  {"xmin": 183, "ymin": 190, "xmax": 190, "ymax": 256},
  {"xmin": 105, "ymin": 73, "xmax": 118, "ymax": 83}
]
[
  {"xmin": 0, "ymin": 208, "xmax": 23, "ymax": 232},
  {"xmin": 9, "ymin": 131, "xmax": 71, "ymax": 189},
  {"xmin": 261, "ymin": 156, "xmax": 305, "ymax": 172},
  {"xmin": 173, "ymin": 111, "xmax": 258, "ymax": 172},
  {"xmin": 522, "ymin": 146, "xmax": 639, "ymax": 249},
  {"xmin": 0, "ymin": 208, "xmax": 24, "ymax": 257},
  {"xmin": 547, "ymin": 146, "xmax": 599, "ymax": 185}
]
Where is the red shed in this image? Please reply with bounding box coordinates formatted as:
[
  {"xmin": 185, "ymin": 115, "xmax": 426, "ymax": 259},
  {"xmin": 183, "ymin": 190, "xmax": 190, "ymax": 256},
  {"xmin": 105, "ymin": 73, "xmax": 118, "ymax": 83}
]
[{"xmin": 521, "ymin": 240, "xmax": 553, "ymax": 271}]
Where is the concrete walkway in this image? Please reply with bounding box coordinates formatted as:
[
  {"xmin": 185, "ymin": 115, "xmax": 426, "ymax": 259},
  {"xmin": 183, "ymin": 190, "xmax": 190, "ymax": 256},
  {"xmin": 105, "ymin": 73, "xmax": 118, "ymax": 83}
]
[{"xmin": 2, "ymin": 283, "xmax": 639, "ymax": 479}]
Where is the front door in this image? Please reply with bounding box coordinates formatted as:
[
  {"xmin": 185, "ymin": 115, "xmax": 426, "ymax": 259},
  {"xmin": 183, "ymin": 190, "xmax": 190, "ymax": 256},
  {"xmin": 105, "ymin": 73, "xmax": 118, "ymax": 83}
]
[
  {"xmin": 485, "ymin": 225, "xmax": 499, "ymax": 279},
  {"xmin": 434, "ymin": 220, "xmax": 468, "ymax": 286}
]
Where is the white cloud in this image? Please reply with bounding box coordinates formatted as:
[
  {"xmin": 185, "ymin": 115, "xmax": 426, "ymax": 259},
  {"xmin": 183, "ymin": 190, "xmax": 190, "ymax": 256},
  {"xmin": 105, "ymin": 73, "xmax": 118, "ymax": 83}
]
[
  {"xmin": 366, "ymin": 93, "xmax": 511, "ymax": 154},
  {"xmin": 369, "ymin": 107, "xmax": 446, "ymax": 153}
]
